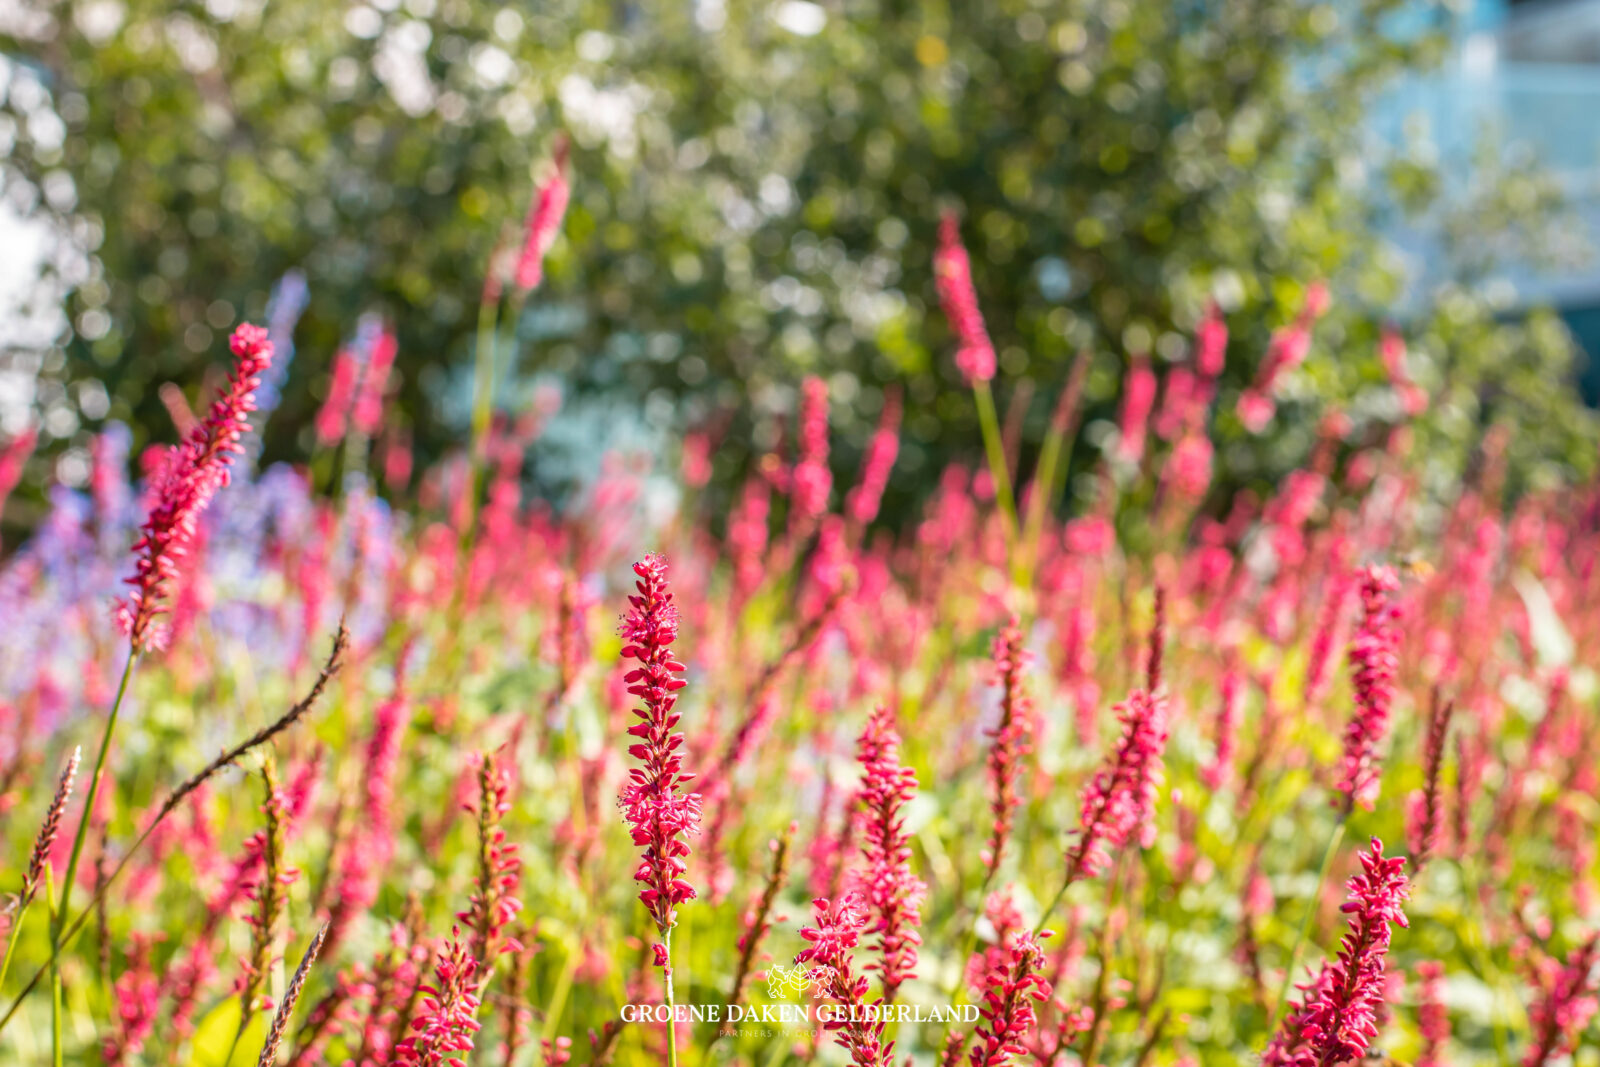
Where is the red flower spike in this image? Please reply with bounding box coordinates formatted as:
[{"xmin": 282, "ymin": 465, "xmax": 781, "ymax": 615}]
[
  {"xmin": 115, "ymin": 323, "xmax": 273, "ymax": 652},
  {"xmin": 617, "ymin": 554, "xmax": 702, "ymax": 945}
]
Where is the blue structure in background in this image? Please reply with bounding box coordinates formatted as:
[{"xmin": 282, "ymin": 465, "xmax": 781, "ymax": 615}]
[{"xmin": 1380, "ymin": 0, "xmax": 1600, "ymax": 400}]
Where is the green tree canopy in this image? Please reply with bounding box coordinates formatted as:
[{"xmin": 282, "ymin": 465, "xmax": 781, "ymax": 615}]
[{"xmin": 2, "ymin": 0, "xmax": 1593, "ymax": 529}]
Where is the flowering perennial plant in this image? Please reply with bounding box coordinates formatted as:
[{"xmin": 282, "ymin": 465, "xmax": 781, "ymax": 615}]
[
  {"xmin": 396, "ymin": 931, "xmax": 483, "ymax": 1067},
  {"xmin": 1522, "ymin": 934, "xmax": 1600, "ymax": 1067},
  {"xmin": 514, "ymin": 137, "xmax": 571, "ymax": 293},
  {"xmin": 1406, "ymin": 690, "xmax": 1455, "ymax": 872},
  {"xmin": 1414, "ymin": 960, "xmax": 1448, "ymax": 1067},
  {"xmin": 618, "ymin": 554, "xmax": 701, "ymax": 944},
  {"xmin": 115, "ymin": 323, "xmax": 273, "ymax": 652},
  {"xmin": 461, "ymin": 750, "xmax": 523, "ymax": 980},
  {"xmin": 982, "ymin": 618, "xmax": 1032, "ymax": 878},
  {"xmin": 795, "ymin": 895, "xmax": 890, "ymax": 1067},
  {"xmin": 852, "ymin": 704, "xmax": 925, "ymax": 1003},
  {"xmin": 1264, "ymin": 838, "xmax": 1409, "ymax": 1066},
  {"xmin": 1337, "ymin": 565, "xmax": 1402, "ymax": 813},
  {"xmin": 967, "ymin": 931, "xmax": 1050, "ymax": 1067},
  {"xmin": 1058, "ymin": 620, "xmax": 1170, "ymax": 891},
  {"xmin": 933, "ymin": 213, "xmax": 996, "ymax": 386}
]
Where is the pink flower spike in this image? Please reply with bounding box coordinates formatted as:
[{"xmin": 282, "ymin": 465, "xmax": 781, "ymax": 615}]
[
  {"xmin": 352, "ymin": 324, "xmax": 399, "ymax": 438},
  {"xmin": 0, "ymin": 425, "xmax": 38, "ymax": 543},
  {"xmin": 115, "ymin": 322, "xmax": 273, "ymax": 653},
  {"xmin": 846, "ymin": 389, "xmax": 901, "ymax": 528},
  {"xmin": 1195, "ymin": 301, "xmax": 1228, "ymax": 379},
  {"xmin": 514, "ymin": 136, "xmax": 572, "ymax": 293},
  {"xmin": 1062, "ymin": 613, "xmax": 1169, "ymax": 886},
  {"xmin": 618, "ymin": 555, "xmax": 702, "ymax": 944},
  {"xmin": 1117, "ymin": 355, "xmax": 1157, "ymax": 464},
  {"xmin": 795, "ymin": 895, "xmax": 890, "ymax": 1067},
  {"xmin": 1414, "ymin": 961, "xmax": 1449, "ymax": 1067},
  {"xmin": 852, "ymin": 705, "xmax": 926, "ymax": 1003},
  {"xmin": 983, "ymin": 618, "xmax": 1033, "ymax": 878},
  {"xmin": 1264, "ymin": 838, "xmax": 1409, "ymax": 1067},
  {"xmin": 934, "ymin": 211, "xmax": 996, "ymax": 385},
  {"xmin": 967, "ymin": 931, "xmax": 1050, "ymax": 1067},
  {"xmin": 1522, "ymin": 934, "xmax": 1600, "ymax": 1067},
  {"xmin": 1405, "ymin": 690, "xmax": 1455, "ymax": 872},
  {"xmin": 460, "ymin": 750, "xmax": 523, "ymax": 981},
  {"xmin": 395, "ymin": 930, "xmax": 483, "ymax": 1067},
  {"xmin": 790, "ymin": 376, "xmax": 833, "ymax": 529},
  {"xmin": 1335, "ymin": 565, "xmax": 1401, "ymax": 814},
  {"xmin": 315, "ymin": 346, "xmax": 359, "ymax": 446}
]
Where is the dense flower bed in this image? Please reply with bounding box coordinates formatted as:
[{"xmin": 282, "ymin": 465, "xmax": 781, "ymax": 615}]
[{"xmin": 0, "ymin": 198, "xmax": 1596, "ymax": 1067}]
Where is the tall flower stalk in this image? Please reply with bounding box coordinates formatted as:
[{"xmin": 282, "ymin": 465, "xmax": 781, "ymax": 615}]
[
  {"xmin": 1037, "ymin": 600, "xmax": 1168, "ymax": 932},
  {"xmin": 935, "ymin": 211, "xmax": 1016, "ymax": 554},
  {"xmin": 967, "ymin": 931, "xmax": 1050, "ymax": 1067},
  {"xmin": 1263, "ymin": 838, "xmax": 1409, "ymax": 1066},
  {"xmin": 951, "ymin": 619, "xmax": 1034, "ymax": 997},
  {"xmin": 796, "ymin": 895, "xmax": 890, "ymax": 1067},
  {"xmin": 231, "ymin": 758, "xmax": 298, "ymax": 1061},
  {"xmin": 1414, "ymin": 961, "xmax": 1449, "ymax": 1067},
  {"xmin": 617, "ymin": 554, "xmax": 700, "ymax": 1067},
  {"xmin": 49, "ymin": 322, "xmax": 272, "ymax": 1066},
  {"xmin": 1273, "ymin": 564, "xmax": 1402, "ymax": 1033},
  {"xmin": 462, "ymin": 750, "xmax": 523, "ymax": 993},
  {"xmin": 1336, "ymin": 565, "xmax": 1402, "ymax": 815},
  {"xmin": 0, "ymin": 747, "xmax": 79, "ymax": 990},
  {"xmin": 1407, "ymin": 689, "xmax": 1455, "ymax": 874},
  {"xmin": 1522, "ymin": 934, "xmax": 1600, "ymax": 1067},
  {"xmin": 396, "ymin": 930, "xmax": 483, "ymax": 1067},
  {"xmin": 983, "ymin": 618, "xmax": 1033, "ymax": 883},
  {"xmin": 853, "ymin": 705, "xmax": 925, "ymax": 1003},
  {"xmin": 255, "ymin": 924, "xmax": 328, "ymax": 1067}
]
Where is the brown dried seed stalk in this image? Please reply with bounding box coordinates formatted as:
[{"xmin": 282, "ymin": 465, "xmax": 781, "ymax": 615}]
[
  {"xmin": 239, "ymin": 758, "xmax": 292, "ymax": 1033},
  {"xmin": 728, "ymin": 832, "xmax": 792, "ymax": 1007},
  {"xmin": 255, "ymin": 924, "xmax": 329, "ymax": 1067},
  {"xmin": 21, "ymin": 747, "xmax": 80, "ymax": 907}
]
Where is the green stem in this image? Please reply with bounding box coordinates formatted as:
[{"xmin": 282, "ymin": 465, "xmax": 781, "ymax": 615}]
[
  {"xmin": 50, "ymin": 648, "xmax": 138, "ymax": 1065},
  {"xmin": 1019, "ymin": 425, "xmax": 1065, "ymax": 588},
  {"xmin": 539, "ymin": 939, "xmax": 576, "ymax": 1052},
  {"xmin": 457, "ymin": 294, "xmax": 500, "ymax": 563},
  {"xmin": 1020, "ymin": 350, "xmax": 1088, "ymax": 587},
  {"xmin": 47, "ymin": 865, "xmax": 60, "ymax": 1067},
  {"xmin": 664, "ymin": 927, "xmax": 678, "ymax": 1067},
  {"xmin": 972, "ymin": 380, "xmax": 1018, "ymax": 558},
  {"xmin": 470, "ymin": 295, "xmax": 500, "ymax": 476},
  {"xmin": 1267, "ymin": 816, "xmax": 1346, "ymax": 1036},
  {"xmin": 0, "ymin": 897, "xmax": 30, "ymax": 994},
  {"xmin": 1034, "ymin": 870, "xmax": 1070, "ymax": 941}
]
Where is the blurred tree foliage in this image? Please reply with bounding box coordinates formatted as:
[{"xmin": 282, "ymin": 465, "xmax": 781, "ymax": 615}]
[{"xmin": 1, "ymin": 0, "xmax": 1595, "ymax": 530}]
